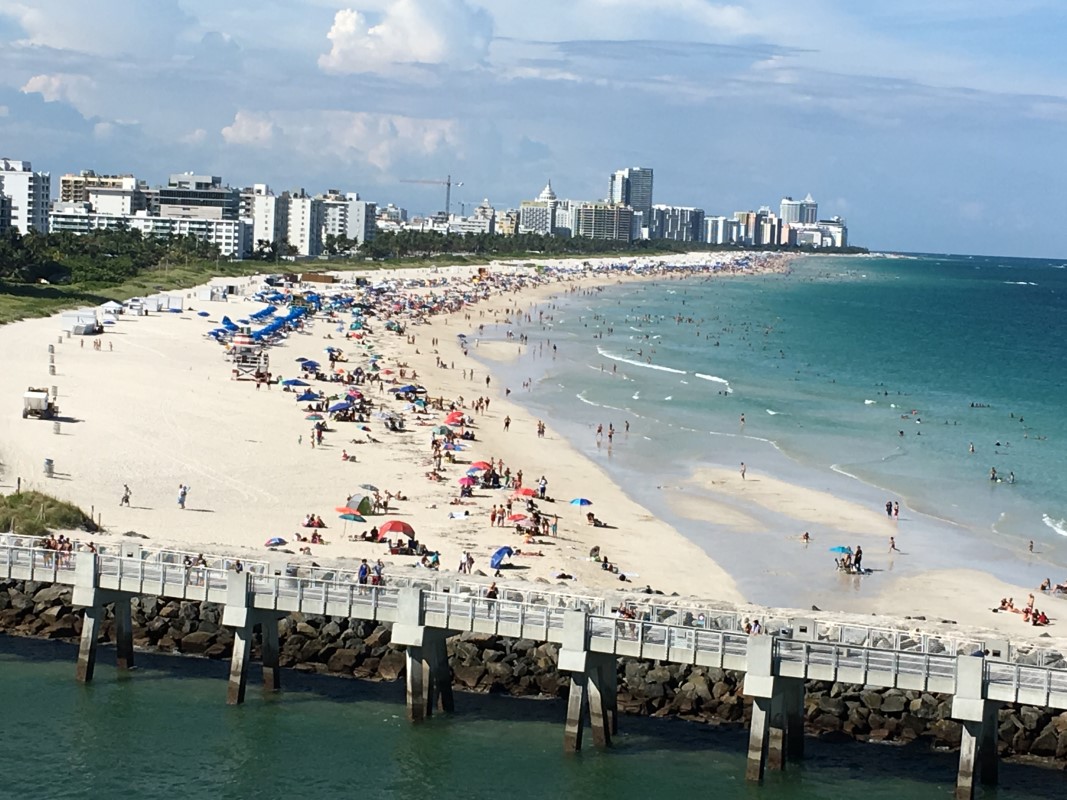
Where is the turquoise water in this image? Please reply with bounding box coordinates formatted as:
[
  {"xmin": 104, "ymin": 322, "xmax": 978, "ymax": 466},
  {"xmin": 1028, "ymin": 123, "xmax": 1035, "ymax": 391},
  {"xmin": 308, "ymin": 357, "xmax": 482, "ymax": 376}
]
[
  {"xmin": 483, "ymin": 254, "xmax": 1067, "ymax": 604},
  {"xmin": 1, "ymin": 635, "xmax": 1060, "ymax": 799}
]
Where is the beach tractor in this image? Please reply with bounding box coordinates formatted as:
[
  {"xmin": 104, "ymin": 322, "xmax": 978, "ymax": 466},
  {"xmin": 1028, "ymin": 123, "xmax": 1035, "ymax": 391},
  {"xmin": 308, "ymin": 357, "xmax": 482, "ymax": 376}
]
[{"xmin": 22, "ymin": 388, "xmax": 58, "ymax": 420}]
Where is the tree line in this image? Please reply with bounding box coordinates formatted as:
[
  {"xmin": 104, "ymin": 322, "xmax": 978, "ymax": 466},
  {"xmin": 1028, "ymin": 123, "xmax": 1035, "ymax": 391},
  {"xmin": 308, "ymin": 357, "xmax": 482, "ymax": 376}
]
[{"xmin": 1, "ymin": 225, "xmax": 866, "ymax": 286}]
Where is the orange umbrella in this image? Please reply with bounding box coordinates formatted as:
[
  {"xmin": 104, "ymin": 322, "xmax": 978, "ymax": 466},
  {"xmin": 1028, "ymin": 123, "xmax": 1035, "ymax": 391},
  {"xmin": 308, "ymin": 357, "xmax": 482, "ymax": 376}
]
[
  {"xmin": 335, "ymin": 506, "xmax": 361, "ymax": 514},
  {"xmin": 512, "ymin": 487, "xmax": 536, "ymax": 497}
]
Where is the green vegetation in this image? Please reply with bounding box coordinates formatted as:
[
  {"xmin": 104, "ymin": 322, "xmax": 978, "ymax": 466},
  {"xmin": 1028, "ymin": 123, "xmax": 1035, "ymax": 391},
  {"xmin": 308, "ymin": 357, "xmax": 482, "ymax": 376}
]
[
  {"xmin": 0, "ymin": 491, "xmax": 98, "ymax": 538},
  {"xmin": 0, "ymin": 225, "xmax": 867, "ymax": 325}
]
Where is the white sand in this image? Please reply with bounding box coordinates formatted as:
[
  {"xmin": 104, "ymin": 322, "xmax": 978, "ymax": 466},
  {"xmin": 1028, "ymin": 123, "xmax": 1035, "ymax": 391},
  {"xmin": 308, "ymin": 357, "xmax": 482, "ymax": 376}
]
[{"xmin": 2, "ymin": 253, "xmax": 1064, "ymax": 648}]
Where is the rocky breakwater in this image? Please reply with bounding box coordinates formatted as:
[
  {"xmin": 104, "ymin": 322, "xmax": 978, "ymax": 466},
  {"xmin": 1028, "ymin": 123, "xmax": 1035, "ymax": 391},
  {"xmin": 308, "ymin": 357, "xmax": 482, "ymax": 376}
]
[{"xmin": 3, "ymin": 579, "xmax": 1067, "ymax": 764}]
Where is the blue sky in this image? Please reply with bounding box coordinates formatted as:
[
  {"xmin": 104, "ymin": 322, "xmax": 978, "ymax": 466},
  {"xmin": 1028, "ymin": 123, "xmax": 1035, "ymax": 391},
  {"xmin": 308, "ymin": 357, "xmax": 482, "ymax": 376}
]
[{"xmin": 0, "ymin": 0, "xmax": 1064, "ymax": 257}]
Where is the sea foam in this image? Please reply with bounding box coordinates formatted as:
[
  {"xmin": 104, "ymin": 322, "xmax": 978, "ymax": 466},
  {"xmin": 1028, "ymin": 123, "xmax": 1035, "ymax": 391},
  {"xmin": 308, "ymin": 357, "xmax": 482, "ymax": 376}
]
[
  {"xmin": 694, "ymin": 373, "xmax": 733, "ymax": 393},
  {"xmin": 1043, "ymin": 514, "xmax": 1067, "ymax": 537},
  {"xmin": 596, "ymin": 347, "xmax": 687, "ymax": 374}
]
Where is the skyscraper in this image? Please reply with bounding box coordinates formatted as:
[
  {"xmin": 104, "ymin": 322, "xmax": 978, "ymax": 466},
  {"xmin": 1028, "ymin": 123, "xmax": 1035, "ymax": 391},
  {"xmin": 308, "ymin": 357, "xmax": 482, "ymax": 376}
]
[
  {"xmin": 608, "ymin": 167, "xmax": 653, "ymax": 224},
  {"xmin": 800, "ymin": 193, "xmax": 818, "ymax": 224},
  {"xmin": 0, "ymin": 158, "xmax": 51, "ymax": 234}
]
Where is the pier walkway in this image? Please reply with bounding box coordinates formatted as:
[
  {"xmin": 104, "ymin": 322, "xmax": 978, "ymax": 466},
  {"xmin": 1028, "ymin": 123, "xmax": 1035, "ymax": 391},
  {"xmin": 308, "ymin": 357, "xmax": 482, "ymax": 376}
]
[{"xmin": 4, "ymin": 539, "xmax": 1065, "ymax": 799}]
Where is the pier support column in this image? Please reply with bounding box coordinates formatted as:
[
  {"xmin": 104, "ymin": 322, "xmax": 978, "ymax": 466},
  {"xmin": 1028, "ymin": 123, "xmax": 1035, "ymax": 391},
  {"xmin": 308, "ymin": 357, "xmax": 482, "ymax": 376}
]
[
  {"xmin": 743, "ymin": 637, "xmax": 802, "ymax": 782},
  {"xmin": 75, "ymin": 604, "xmax": 103, "ymax": 683},
  {"xmin": 427, "ymin": 633, "xmax": 454, "ymax": 714},
  {"xmin": 221, "ymin": 572, "xmax": 253, "ymax": 705},
  {"xmin": 403, "ymin": 632, "xmax": 452, "ymax": 721},
  {"xmin": 952, "ymin": 657, "xmax": 999, "ymax": 800},
  {"xmin": 588, "ymin": 655, "xmax": 616, "ymax": 749},
  {"xmin": 405, "ymin": 646, "xmax": 429, "ymax": 722},
  {"xmin": 114, "ymin": 597, "xmax": 134, "ymax": 671},
  {"xmin": 226, "ymin": 624, "xmax": 252, "ymax": 706},
  {"xmin": 563, "ymin": 672, "xmax": 588, "ymax": 753},
  {"xmin": 260, "ymin": 615, "xmax": 281, "ymax": 693}
]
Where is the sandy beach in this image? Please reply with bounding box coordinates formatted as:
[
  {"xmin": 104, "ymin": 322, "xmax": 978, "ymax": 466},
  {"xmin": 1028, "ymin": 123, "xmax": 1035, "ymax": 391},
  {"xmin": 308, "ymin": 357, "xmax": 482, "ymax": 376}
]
[{"xmin": 1, "ymin": 252, "xmax": 1065, "ymax": 650}]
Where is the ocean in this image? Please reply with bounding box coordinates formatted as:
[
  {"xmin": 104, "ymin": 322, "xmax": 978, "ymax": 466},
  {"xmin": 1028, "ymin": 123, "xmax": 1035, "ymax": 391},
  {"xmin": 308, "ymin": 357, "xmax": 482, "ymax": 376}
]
[
  {"xmin": 1, "ymin": 635, "xmax": 1059, "ymax": 799},
  {"xmin": 483, "ymin": 253, "xmax": 1067, "ymax": 606}
]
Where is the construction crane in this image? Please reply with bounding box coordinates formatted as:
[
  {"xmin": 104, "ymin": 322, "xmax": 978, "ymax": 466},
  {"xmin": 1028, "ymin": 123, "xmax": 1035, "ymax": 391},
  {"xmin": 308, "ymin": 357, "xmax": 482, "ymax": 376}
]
[{"xmin": 399, "ymin": 174, "xmax": 463, "ymax": 217}]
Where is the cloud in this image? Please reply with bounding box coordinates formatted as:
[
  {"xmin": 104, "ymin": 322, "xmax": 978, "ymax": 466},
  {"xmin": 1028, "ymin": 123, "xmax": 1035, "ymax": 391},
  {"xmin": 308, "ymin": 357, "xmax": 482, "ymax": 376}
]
[
  {"xmin": 181, "ymin": 128, "xmax": 208, "ymax": 144},
  {"xmin": 21, "ymin": 73, "xmax": 95, "ymax": 105},
  {"xmin": 0, "ymin": 0, "xmax": 197, "ymax": 58},
  {"xmin": 0, "ymin": 104, "xmax": 8, "ymax": 116},
  {"xmin": 217, "ymin": 107, "xmax": 458, "ymax": 172},
  {"xmin": 221, "ymin": 110, "xmax": 274, "ymax": 145},
  {"xmin": 319, "ymin": 0, "xmax": 492, "ymax": 75}
]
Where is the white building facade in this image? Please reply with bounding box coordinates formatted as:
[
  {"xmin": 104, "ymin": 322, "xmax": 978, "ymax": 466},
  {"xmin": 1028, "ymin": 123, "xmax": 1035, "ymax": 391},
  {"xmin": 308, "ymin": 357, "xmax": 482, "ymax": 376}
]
[{"xmin": 0, "ymin": 158, "xmax": 51, "ymax": 234}]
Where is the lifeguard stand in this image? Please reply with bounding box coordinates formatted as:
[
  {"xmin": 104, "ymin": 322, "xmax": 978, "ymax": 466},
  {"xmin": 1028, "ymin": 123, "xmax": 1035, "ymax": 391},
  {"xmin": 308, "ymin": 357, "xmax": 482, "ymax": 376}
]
[{"xmin": 230, "ymin": 327, "xmax": 269, "ymax": 381}]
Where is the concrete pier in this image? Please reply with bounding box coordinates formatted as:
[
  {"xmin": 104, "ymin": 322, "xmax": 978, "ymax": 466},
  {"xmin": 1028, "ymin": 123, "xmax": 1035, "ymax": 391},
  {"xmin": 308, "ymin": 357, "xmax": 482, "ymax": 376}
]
[
  {"xmin": 223, "ymin": 572, "xmax": 253, "ymax": 705},
  {"xmin": 71, "ymin": 554, "xmax": 137, "ymax": 682},
  {"xmin": 392, "ymin": 589, "xmax": 454, "ymax": 722},
  {"xmin": 558, "ymin": 611, "xmax": 617, "ymax": 752},
  {"xmin": 114, "ymin": 597, "xmax": 134, "ymax": 671},
  {"xmin": 261, "ymin": 616, "xmax": 281, "ymax": 693},
  {"xmin": 743, "ymin": 637, "xmax": 805, "ymax": 781},
  {"xmin": 953, "ymin": 658, "xmax": 1000, "ymax": 800},
  {"xmin": 75, "ymin": 604, "xmax": 103, "ymax": 683}
]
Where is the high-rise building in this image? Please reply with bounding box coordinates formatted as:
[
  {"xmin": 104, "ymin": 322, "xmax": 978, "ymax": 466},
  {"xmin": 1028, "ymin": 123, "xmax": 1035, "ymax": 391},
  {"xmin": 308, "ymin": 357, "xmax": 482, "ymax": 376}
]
[
  {"xmin": 650, "ymin": 205, "xmax": 705, "ymax": 242},
  {"xmin": 608, "ymin": 167, "xmax": 653, "ymax": 225},
  {"xmin": 87, "ymin": 176, "xmax": 146, "ymax": 216},
  {"xmin": 779, "ymin": 197, "xmax": 802, "ymax": 225},
  {"xmin": 800, "ymin": 193, "xmax": 818, "ymax": 224},
  {"xmin": 519, "ymin": 181, "xmax": 558, "ymax": 235},
  {"xmin": 496, "ymin": 209, "xmax": 520, "ymax": 237},
  {"xmin": 0, "ymin": 192, "xmax": 10, "ymax": 231},
  {"xmin": 159, "ymin": 173, "xmax": 239, "ymax": 220},
  {"xmin": 60, "ymin": 171, "xmax": 137, "ymax": 204},
  {"xmin": 250, "ymin": 184, "xmax": 290, "ymax": 250},
  {"xmin": 572, "ymin": 202, "xmax": 633, "ymax": 242},
  {"xmin": 49, "ymin": 205, "xmax": 250, "ymax": 257},
  {"xmin": 286, "ymin": 191, "xmax": 324, "ymax": 257},
  {"xmin": 0, "ymin": 158, "xmax": 50, "ymax": 234},
  {"xmin": 449, "ymin": 198, "xmax": 496, "ymax": 235},
  {"xmin": 320, "ymin": 190, "xmax": 377, "ymax": 246}
]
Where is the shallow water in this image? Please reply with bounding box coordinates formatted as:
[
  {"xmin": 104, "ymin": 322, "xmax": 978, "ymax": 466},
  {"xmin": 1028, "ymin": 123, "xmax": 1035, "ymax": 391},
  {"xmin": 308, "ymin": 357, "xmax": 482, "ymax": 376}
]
[{"xmin": 476, "ymin": 254, "xmax": 1067, "ymax": 604}]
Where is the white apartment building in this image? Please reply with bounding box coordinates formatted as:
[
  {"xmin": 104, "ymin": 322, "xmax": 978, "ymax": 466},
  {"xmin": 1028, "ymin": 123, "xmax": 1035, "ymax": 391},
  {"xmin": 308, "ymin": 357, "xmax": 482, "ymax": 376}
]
[
  {"xmin": 287, "ymin": 192, "xmax": 324, "ymax": 257},
  {"xmin": 250, "ymin": 184, "xmax": 290, "ymax": 249},
  {"xmin": 321, "ymin": 191, "xmax": 377, "ymax": 246},
  {"xmin": 650, "ymin": 204, "xmax": 705, "ymax": 242},
  {"xmin": 0, "ymin": 158, "xmax": 51, "ymax": 234},
  {"xmin": 572, "ymin": 202, "xmax": 633, "ymax": 242},
  {"xmin": 49, "ymin": 205, "xmax": 251, "ymax": 257},
  {"xmin": 87, "ymin": 176, "xmax": 145, "ymax": 216}
]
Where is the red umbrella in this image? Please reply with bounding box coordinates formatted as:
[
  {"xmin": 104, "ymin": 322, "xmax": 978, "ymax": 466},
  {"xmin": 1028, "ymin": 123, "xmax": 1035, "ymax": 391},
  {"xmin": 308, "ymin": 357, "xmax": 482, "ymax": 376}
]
[
  {"xmin": 512, "ymin": 487, "xmax": 536, "ymax": 497},
  {"xmin": 507, "ymin": 513, "xmax": 527, "ymax": 522},
  {"xmin": 470, "ymin": 461, "xmax": 491, "ymax": 470},
  {"xmin": 377, "ymin": 520, "xmax": 415, "ymax": 540}
]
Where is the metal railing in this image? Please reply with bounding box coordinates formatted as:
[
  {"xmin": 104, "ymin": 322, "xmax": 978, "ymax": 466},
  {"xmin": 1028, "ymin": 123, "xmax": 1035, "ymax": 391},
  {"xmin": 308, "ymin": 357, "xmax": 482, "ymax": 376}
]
[
  {"xmin": 776, "ymin": 638, "xmax": 957, "ymax": 680},
  {"xmin": 423, "ymin": 590, "xmax": 569, "ymax": 632}
]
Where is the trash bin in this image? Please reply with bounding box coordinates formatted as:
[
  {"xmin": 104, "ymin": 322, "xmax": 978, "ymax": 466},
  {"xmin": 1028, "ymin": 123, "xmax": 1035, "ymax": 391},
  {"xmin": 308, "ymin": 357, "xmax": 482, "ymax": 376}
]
[
  {"xmin": 43, "ymin": 459, "xmax": 54, "ymax": 478},
  {"xmin": 48, "ymin": 365, "xmax": 55, "ymax": 375},
  {"xmin": 48, "ymin": 344, "xmax": 54, "ymax": 354},
  {"xmin": 53, "ymin": 422, "xmax": 61, "ymax": 435}
]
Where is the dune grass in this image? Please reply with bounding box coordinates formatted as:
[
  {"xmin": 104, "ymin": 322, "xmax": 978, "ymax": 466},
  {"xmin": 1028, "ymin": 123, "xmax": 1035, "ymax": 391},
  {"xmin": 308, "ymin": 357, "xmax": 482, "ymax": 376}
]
[{"xmin": 0, "ymin": 491, "xmax": 98, "ymax": 538}]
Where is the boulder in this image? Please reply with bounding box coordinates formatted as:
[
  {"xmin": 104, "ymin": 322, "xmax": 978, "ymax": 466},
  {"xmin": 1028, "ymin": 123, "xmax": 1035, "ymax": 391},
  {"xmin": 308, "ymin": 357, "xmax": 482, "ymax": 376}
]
[
  {"xmin": 33, "ymin": 585, "xmax": 70, "ymax": 606},
  {"xmin": 180, "ymin": 630, "xmax": 215, "ymax": 654},
  {"xmin": 859, "ymin": 690, "xmax": 883, "ymax": 710},
  {"xmin": 377, "ymin": 650, "xmax": 406, "ymax": 681},
  {"xmin": 880, "ymin": 694, "xmax": 906, "ymax": 714},
  {"xmin": 1029, "ymin": 726, "xmax": 1059, "ymax": 757},
  {"xmin": 327, "ymin": 649, "xmax": 363, "ymax": 673},
  {"xmin": 454, "ymin": 664, "xmax": 487, "ymax": 689},
  {"xmin": 365, "ymin": 625, "xmax": 392, "ymax": 649}
]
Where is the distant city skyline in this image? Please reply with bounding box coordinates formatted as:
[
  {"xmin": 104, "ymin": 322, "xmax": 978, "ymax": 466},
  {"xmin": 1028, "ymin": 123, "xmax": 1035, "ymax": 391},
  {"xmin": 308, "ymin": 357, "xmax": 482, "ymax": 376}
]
[{"xmin": 0, "ymin": 2, "xmax": 1064, "ymax": 257}]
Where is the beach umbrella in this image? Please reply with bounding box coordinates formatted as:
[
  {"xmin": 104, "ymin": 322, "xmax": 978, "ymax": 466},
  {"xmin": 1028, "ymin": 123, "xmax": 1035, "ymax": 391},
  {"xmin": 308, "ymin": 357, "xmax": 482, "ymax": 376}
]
[
  {"xmin": 570, "ymin": 498, "xmax": 592, "ymax": 506},
  {"xmin": 445, "ymin": 411, "xmax": 464, "ymax": 422},
  {"xmin": 470, "ymin": 461, "xmax": 492, "ymax": 470},
  {"xmin": 513, "ymin": 487, "xmax": 536, "ymax": 497},
  {"xmin": 432, "ymin": 425, "xmax": 451, "ymax": 435},
  {"xmin": 490, "ymin": 546, "xmax": 514, "ymax": 570},
  {"xmin": 264, "ymin": 536, "xmax": 286, "ymax": 547},
  {"xmin": 335, "ymin": 506, "xmax": 361, "ymax": 514},
  {"xmin": 295, "ymin": 357, "xmax": 309, "ymax": 362},
  {"xmin": 339, "ymin": 513, "xmax": 365, "ymax": 522},
  {"xmin": 360, "ymin": 483, "xmax": 379, "ymax": 492},
  {"xmin": 305, "ymin": 414, "xmax": 324, "ymax": 420},
  {"xmin": 829, "ymin": 546, "xmax": 852, "ymax": 554},
  {"xmin": 378, "ymin": 520, "xmax": 414, "ymax": 540},
  {"xmin": 507, "ymin": 513, "xmax": 527, "ymax": 522},
  {"xmin": 297, "ymin": 391, "xmax": 319, "ymax": 402},
  {"xmin": 458, "ymin": 477, "xmax": 476, "ymax": 487},
  {"xmin": 443, "ymin": 443, "xmax": 463, "ymax": 451},
  {"xmin": 197, "ymin": 311, "xmax": 210, "ymax": 317},
  {"xmin": 282, "ymin": 378, "xmax": 310, "ymax": 387},
  {"xmin": 329, "ymin": 401, "xmax": 352, "ymax": 412}
]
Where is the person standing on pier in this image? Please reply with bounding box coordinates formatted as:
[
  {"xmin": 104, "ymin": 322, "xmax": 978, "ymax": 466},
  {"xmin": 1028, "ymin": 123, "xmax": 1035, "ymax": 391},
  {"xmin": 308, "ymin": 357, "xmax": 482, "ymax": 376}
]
[{"xmin": 120, "ymin": 484, "xmax": 131, "ymax": 507}]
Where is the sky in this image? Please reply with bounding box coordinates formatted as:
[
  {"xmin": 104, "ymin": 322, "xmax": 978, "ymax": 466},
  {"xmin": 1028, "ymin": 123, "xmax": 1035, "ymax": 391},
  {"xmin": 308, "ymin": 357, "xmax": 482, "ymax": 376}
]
[{"xmin": 0, "ymin": 0, "xmax": 1065, "ymax": 257}]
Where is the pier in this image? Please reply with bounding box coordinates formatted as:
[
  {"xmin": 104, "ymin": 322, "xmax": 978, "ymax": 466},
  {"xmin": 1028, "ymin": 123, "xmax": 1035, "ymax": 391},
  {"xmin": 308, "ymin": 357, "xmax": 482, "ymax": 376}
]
[{"xmin": 4, "ymin": 540, "xmax": 1066, "ymax": 799}]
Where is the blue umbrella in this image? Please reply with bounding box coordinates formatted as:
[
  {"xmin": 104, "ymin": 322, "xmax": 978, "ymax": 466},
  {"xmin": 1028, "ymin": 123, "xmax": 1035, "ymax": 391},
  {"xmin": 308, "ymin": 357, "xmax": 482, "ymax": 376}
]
[
  {"xmin": 329, "ymin": 401, "xmax": 352, "ymax": 412},
  {"xmin": 296, "ymin": 391, "xmax": 319, "ymax": 401},
  {"xmin": 490, "ymin": 546, "xmax": 514, "ymax": 570},
  {"xmin": 282, "ymin": 379, "xmax": 310, "ymax": 387},
  {"xmin": 265, "ymin": 536, "xmax": 286, "ymax": 547},
  {"xmin": 829, "ymin": 546, "xmax": 852, "ymax": 554},
  {"xmin": 295, "ymin": 357, "xmax": 309, "ymax": 362},
  {"xmin": 570, "ymin": 498, "xmax": 592, "ymax": 506},
  {"xmin": 197, "ymin": 311, "xmax": 210, "ymax": 317}
]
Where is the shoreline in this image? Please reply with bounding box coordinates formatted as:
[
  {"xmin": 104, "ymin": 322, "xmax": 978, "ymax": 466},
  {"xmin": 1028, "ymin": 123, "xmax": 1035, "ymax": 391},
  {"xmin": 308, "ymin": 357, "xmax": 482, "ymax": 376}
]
[{"xmin": 0, "ymin": 252, "xmax": 1063, "ymax": 646}]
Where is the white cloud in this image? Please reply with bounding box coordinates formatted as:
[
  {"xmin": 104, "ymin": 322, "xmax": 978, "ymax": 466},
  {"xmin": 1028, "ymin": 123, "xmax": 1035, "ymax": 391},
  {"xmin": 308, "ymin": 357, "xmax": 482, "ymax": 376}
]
[
  {"xmin": 0, "ymin": 104, "xmax": 8, "ymax": 117},
  {"xmin": 319, "ymin": 0, "xmax": 492, "ymax": 75},
  {"xmin": 221, "ymin": 110, "xmax": 275, "ymax": 146},
  {"xmin": 21, "ymin": 73, "xmax": 96, "ymax": 105},
  {"xmin": 218, "ymin": 108, "xmax": 458, "ymax": 171},
  {"xmin": 0, "ymin": 0, "xmax": 196, "ymax": 58},
  {"xmin": 93, "ymin": 121, "xmax": 114, "ymax": 139},
  {"xmin": 181, "ymin": 128, "xmax": 208, "ymax": 144}
]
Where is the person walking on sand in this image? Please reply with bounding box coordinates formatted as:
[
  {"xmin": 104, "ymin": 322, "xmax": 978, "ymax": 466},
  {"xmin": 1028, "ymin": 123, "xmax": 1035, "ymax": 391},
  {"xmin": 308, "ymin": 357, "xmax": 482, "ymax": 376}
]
[
  {"xmin": 740, "ymin": 462, "xmax": 747, "ymax": 480},
  {"xmin": 177, "ymin": 484, "xmax": 188, "ymax": 510},
  {"xmin": 889, "ymin": 536, "xmax": 900, "ymax": 553},
  {"xmin": 503, "ymin": 415, "xmax": 511, "ymax": 432},
  {"xmin": 120, "ymin": 484, "xmax": 131, "ymax": 507},
  {"xmin": 893, "ymin": 501, "xmax": 900, "ymax": 519},
  {"xmin": 885, "ymin": 500, "xmax": 893, "ymax": 518}
]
